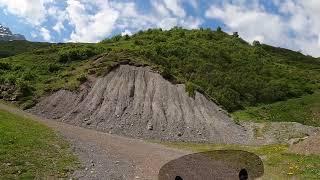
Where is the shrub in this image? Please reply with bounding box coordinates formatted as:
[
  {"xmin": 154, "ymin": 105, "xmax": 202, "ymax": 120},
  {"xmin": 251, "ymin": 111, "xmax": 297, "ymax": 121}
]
[
  {"xmin": 58, "ymin": 46, "xmax": 102, "ymax": 63},
  {"xmin": 16, "ymin": 78, "xmax": 34, "ymax": 97},
  {"xmin": 47, "ymin": 63, "xmax": 61, "ymax": 73},
  {"xmin": 22, "ymin": 71, "xmax": 36, "ymax": 81},
  {"xmin": 0, "ymin": 62, "xmax": 11, "ymax": 70},
  {"xmin": 185, "ymin": 82, "xmax": 197, "ymax": 97},
  {"xmin": 76, "ymin": 74, "xmax": 87, "ymax": 83}
]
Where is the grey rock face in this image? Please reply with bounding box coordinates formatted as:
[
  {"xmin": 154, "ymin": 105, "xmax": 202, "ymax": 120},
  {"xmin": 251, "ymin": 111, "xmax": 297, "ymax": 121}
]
[
  {"xmin": 30, "ymin": 65, "xmax": 249, "ymax": 144},
  {"xmin": 0, "ymin": 24, "xmax": 26, "ymax": 41}
]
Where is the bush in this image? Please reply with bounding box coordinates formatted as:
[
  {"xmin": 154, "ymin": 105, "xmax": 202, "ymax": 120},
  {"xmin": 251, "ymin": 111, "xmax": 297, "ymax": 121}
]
[
  {"xmin": 58, "ymin": 46, "xmax": 102, "ymax": 63},
  {"xmin": 22, "ymin": 71, "xmax": 36, "ymax": 81},
  {"xmin": 76, "ymin": 74, "xmax": 87, "ymax": 83},
  {"xmin": 47, "ymin": 63, "xmax": 61, "ymax": 73},
  {"xmin": 0, "ymin": 62, "xmax": 11, "ymax": 70},
  {"xmin": 185, "ymin": 82, "xmax": 197, "ymax": 97},
  {"xmin": 16, "ymin": 78, "xmax": 34, "ymax": 97}
]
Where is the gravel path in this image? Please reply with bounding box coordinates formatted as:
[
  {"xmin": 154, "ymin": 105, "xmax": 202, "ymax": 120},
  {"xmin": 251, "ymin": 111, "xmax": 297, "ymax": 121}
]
[{"xmin": 0, "ymin": 103, "xmax": 189, "ymax": 179}]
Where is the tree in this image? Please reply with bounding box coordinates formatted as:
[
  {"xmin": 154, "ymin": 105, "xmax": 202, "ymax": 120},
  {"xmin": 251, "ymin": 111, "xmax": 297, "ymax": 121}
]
[
  {"xmin": 217, "ymin": 26, "xmax": 222, "ymax": 32},
  {"xmin": 233, "ymin": 32, "xmax": 239, "ymax": 38},
  {"xmin": 253, "ymin": 40, "xmax": 260, "ymax": 46}
]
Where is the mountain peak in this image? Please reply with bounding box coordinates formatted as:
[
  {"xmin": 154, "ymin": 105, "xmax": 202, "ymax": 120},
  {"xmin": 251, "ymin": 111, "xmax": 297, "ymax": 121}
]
[{"xmin": 0, "ymin": 24, "xmax": 26, "ymax": 41}]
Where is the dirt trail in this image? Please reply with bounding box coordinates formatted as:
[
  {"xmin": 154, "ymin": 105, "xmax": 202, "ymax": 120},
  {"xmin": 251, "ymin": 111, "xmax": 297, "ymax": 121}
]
[{"xmin": 0, "ymin": 103, "xmax": 189, "ymax": 179}]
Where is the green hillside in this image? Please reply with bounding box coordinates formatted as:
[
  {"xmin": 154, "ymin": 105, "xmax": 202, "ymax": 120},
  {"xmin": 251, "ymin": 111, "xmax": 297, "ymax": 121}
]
[
  {"xmin": 0, "ymin": 28, "xmax": 319, "ymax": 114},
  {"xmin": 233, "ymin": 91, "xmax": 320, "ymax": 126},
  {"xmin": 0, "ymin": 40, "xmax": 52, "ymax": 58}
]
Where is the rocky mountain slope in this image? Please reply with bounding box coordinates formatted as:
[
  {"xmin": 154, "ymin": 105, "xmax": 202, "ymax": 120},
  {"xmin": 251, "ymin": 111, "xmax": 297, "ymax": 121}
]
[
  {"xmin": 30, "ymin": 65, "xmax": 249, "ymax": 144},
  {"xmin": 0, "ymin": 24, "xmax": 25, "ymax": 41}
]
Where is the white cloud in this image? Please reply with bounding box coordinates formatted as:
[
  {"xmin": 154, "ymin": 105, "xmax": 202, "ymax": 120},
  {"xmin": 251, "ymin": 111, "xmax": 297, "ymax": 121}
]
[
  {"xmin": 66, "ymin": 0, "xmax": 119, "ymax": 42},
  {"xmin": 40, "ymin": 27, "xmax": 51, "ymax": 41},
  {"xmin": 112, "ymin": 0, "xmax": 201, "ymax": 33},
  {"xmin": 53, "ymin": 21, "xmax": 65, "ymax": 33},
  {"xmin": 205, "ymin": 4, "xmax": 287, "ymax": 44},
  {"xmin": 48, "ymin": 6, "xmax": 67, "ymax": 33},
  {"xmin": 31, "ymin": 32, "xmax": 38, "ymax": 38},
  {"xmin": 1, "ymin": 0, "xmax": 319, "ymax": 57},
  {"xmin": 163, "ymin": 0, "xmax": 186, "ymax": 17},
  {"xmin": 158, "ymin": 18, "xmax": 179, "ymax": 30},
  {"xmin": 205, "ymin": 0, "xmax": 320, "ymax": 57},
  {"xmin": 151, "ymin": 1, "xmax": 171, "ymax": 17},
  {"xmin": 0, "ymin": 0, "xmax": 202, "ymax": 42},
  {"xmin": 121, "ymin": 29, "xmax": 132, "ymax": 36},
  {"xmin": 0, "ymin": 0, "xmax": 50, "ymax": 25}
]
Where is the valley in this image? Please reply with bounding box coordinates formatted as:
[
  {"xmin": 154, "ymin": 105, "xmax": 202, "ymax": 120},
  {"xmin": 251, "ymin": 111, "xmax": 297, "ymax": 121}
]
[{"xmin": 1, "ymin": 28, "xmax": 320, "ymax": 179}]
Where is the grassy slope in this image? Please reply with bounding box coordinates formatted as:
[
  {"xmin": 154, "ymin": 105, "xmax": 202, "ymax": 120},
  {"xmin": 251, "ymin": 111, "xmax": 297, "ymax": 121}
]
[
  {"xmin": 0, "ymin": 108, "xmax": 78, "ymax": 179},
  {"xmin": 163, "ymin": 142, "xmax": 320, "ymax": 179},
  {"xmin": 0, "ymin": 43, "xmax": 104, "ymax": 108},
  {"xmin": 0, "ymin": 28, "xmax": 319, "ymax": 125},
  {"xmin": 2, "ymin": 28, "xmax": 320, "ymax": 111},
  {"xmin": 100, "ymin": 29, "xmax": 320, "ymax": 111},
  {"xmin": 0, "ymin": 40, "xmax": 51, "ymax": 58},
  {"xmin": 233, "ymin": 91, "xmax": 320, "ymax": 126}
]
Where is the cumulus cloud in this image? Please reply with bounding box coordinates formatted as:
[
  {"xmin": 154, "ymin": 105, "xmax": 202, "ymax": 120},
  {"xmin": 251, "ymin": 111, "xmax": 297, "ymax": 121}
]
[
  {"xmin": 205, "ymin": 3, "xmax": 287, "ymax": 46},
  {"xmin": 40, "ymin": 27, "xmax": 51, "ymax": 41},
  {"xmin": 0, "ymin": 0, "xmax": 202, "ymax": 42},
  {"xmin": 205, "ymin": 0, "xmax": 320, "ymax": 57},
  {"xmin": 0, "ymin": 0, "xmax": 49, "ymax": 25},
  {"xmin": 48, "ymin": 6, "xmax": 67, "ymax": 33},
  {"xmin": 66, "ymin": 0, "xmax": 119, "ymax": 42},
  {"xmin": 163, "ymin": 0, "xmax": 186, "ymax": 17}
]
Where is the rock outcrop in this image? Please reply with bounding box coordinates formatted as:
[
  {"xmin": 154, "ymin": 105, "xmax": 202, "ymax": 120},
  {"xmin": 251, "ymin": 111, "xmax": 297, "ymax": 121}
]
[
  {"xmin": 30, "ymin": 65, "xmax": 249, "ymax": 144},
  {"xmin": 0, "ymin": 24, "xmax": 26, "ymax": 41}
]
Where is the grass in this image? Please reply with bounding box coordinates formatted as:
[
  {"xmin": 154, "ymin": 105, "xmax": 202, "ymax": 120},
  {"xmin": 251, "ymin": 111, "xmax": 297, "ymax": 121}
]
[
  {"xmin": 0, "ymin": 109, "xmax": 79, "ymax": 179},
  {"xmin": 0, "ymin": 43, "xmax": 102, "ymax": 109},
  {"xmin": 2, "ymin": 28, "xmax": 320, "ymax": 112},
  {"xmin": 232, "ymin": 91, "xmax": 320, "ymax": 127},
  {"xmin": 0, "ymin": 40, "xmax": 51, "ymax": 58},
  {"xmin": 162, "ymin": 142, "xmax": 320, "ymax": 179}
]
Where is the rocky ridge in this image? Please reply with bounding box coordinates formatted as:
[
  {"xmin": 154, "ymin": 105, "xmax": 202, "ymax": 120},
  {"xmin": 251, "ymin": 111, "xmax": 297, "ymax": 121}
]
[{"xmin": 0, "ymin": 24, "xmax": 25, "ymax": 41}]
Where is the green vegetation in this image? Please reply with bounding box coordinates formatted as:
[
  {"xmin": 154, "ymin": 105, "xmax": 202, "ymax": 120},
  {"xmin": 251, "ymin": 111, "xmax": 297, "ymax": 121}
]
[
  {"xmin": 1, "ymin": 28, "xmax": 320, "ymax": 113},
  {"xmin": 0, "ymin": 109, "xmax": 78, "ymax": 179},
  {"xmin": 0, "ymin": 40, "xmax": 51, "ymax": 58},
  {"xmin": 0, "ymin": 43, "xmax": 105, "ymax": 108},
  {"xmin": 1, "ymin": 28, "xmax": 320, "ymax": 178},
  {"xmin": 233, "ymin": 91, "xmax": 320, "ymax": 127},
  {"xmin": 163, "ymin": 142, "xmax": 320, "ymax": 179},
  {"xmin": 100, "ymin": 28, "xmax": 320, "ymax": 111}
]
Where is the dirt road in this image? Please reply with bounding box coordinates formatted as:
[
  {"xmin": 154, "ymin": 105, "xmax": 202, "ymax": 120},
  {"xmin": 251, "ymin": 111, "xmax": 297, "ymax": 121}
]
[{"xmin": 0, "ymin": 103, "xmax": 189, "ymax": 179}]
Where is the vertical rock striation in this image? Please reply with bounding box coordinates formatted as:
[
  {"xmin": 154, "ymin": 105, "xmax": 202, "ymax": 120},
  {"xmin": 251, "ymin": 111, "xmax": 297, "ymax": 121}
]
[{"xmin": 30, "ymin": 65, "xmax": 249, "ymax": 144}]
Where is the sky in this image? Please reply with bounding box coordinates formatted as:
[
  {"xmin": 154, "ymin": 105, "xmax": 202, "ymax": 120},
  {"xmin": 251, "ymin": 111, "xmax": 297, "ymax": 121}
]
[{"xmin": 0, "ymin": 0, "xmax": 320, "ymax": 57}]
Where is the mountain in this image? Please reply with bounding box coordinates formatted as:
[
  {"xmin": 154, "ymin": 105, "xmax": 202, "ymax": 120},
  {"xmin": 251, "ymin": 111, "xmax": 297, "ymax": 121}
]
[
  {"xmin": 0, "ymin": 28, "xmax": 319, "ymax": 128},
  {"xmin": 0, "ymin": 24, "xmax": 26, "ymax": 41},
  {"xmin": 0, "ymin": 24, "xmax": 51, "ymax": 58}
]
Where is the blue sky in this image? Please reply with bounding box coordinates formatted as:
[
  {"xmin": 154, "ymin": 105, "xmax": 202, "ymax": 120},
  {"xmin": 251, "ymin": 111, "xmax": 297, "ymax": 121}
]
[{"xmin": 0, "ymin": 0, "xmax": 320, "ymax": 57}]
